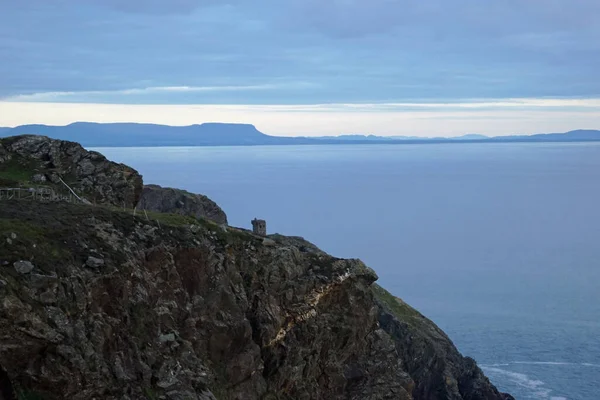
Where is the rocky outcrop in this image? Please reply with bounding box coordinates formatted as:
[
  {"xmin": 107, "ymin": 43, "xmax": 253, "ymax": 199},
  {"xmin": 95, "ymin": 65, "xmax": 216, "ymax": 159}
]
[
  {"xmin": 0, "ymin": 135, "xmax": 143, "ymax": 207},
  {"xmin": 137, "ymin": 185, "xmax": 228, "ymax": 225},
  {"xmin": 373, "ymin": 286, "xmax": 514, "ymax": 400},
  {"xmin": 0, "ymin": 201, "xmax": 512, "ymax": 400}
]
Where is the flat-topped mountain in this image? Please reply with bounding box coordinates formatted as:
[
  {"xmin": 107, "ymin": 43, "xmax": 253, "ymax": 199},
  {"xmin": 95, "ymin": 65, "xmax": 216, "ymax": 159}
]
[
  {"xmin": 1, "ymin": 123, "xmax": 598, "ymax": 147},
  {"xmin": 2, "ymin": 122, "xmax": 282, "ymax": 147}
]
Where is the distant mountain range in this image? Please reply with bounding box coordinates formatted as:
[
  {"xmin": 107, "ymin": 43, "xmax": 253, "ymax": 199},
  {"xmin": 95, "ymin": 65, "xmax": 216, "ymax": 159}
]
[{"xmin": 0, "ymin": 122, "xmax": 599, "ymax": 147}]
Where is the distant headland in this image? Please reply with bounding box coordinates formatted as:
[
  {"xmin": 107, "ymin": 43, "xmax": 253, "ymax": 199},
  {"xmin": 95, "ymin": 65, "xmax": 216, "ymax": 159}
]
[{"xmin": 1, "ymin": 122, "xmax": 599, "ymax": 147}]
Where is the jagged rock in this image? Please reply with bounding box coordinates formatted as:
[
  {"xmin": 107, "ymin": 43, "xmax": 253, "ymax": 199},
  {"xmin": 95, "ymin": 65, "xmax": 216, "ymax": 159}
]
[
  {"xmin": 0, "ymin": 201, "xmax": 512, "ymax": 400},
  {"xmin": 137, "ymin": 184, "xmax": 228, "ymax": 225},
  {"xmin": 159, "ymin": 333, "xmax": 176, "ymax": 343},
  {"xmin": 85, "ymin": 256, "xmax": 105, "ymax": 269},
  {"xmin": 262, "ymin": 238, "xmax": 276, "ymax": 247},
  {"xmin": 13, "ymin": 260, "xmax": 34, "ymax": 274},
  {"xmin": 0, "ymin": 135, "xmax": 143, "ymax": 207},
  {"xmin": 32, "ymin": 173, "xmax": 47, "ymax": 183}
]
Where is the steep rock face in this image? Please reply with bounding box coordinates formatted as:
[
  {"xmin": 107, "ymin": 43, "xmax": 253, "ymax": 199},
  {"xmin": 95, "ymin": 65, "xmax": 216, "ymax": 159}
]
[
  {"xmin": 137, "ymin": 185, "xmax": 228, "ymax": 225},
  {"xmin": 0, "ymin": 201, "xmax": 511, "ymax": 400},
  {"xmin": 373, "ymin": 287, "xmax": 513, "ymax": 400},
  {"xmin": 0, "ymin": 135, "xmax": 143, "ymax": 207}
]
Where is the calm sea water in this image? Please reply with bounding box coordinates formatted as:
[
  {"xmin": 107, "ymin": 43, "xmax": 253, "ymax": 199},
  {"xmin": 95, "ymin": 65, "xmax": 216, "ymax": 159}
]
[{"xmin": 96, "ymin": 143, "xmax": 600, "ymax": 400}]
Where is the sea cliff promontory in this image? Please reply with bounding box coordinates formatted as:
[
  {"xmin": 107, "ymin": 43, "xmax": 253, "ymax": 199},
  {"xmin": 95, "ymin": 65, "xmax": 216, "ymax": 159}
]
[{"xmin": 0, "ymin": 136, "xmax": 512, "ymax": 400}]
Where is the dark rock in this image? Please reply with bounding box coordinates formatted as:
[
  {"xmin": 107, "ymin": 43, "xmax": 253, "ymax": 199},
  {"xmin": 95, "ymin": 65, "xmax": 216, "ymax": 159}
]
[
  {"xmin": 262, "ymin": 238, "xmax": 276, "ymax": 247},
  {"xmin": 137, "ymin": 184, "xmax": 228, "ymax": 225},
  {"xmin": 0, "ymin": 135, "xmax": 143, "ymax": 207},
  {"xmin": 159, "ymin": 333, "xmax": 176, "ymax": 343},
  {"xmin": 85, "ymin": 256, "xmax": 104, "ymax": 269},
  {"xmin": 32, "ymin": 173, "xmax": 47, "ymax": 183},
  {"xmin": 373, "ymin": 285, "xmax": 514, "ymax": 400},
  {"xmin": 13, "ymin": 260, "xmax": 34, "ymax": 274},
  {"xmin": 0, "ymin": 201, "xmax": 511, "ymax": 400}
]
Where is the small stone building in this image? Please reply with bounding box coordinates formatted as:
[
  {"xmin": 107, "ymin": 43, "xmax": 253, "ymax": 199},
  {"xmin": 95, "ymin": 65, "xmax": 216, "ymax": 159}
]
[{"xmin": 252, "ymin": 218, "xmax": 267, "ymax": 236}]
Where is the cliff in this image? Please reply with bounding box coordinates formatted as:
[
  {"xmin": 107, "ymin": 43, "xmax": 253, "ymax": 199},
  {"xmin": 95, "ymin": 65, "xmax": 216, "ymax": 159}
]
[
  {"xmin": 0, "ymin": 136, "xmax": 513, "ymax": 400},
  {"xmin": 0, "ymin": 135, "xmax": 143, "ymax": 208},
  {"xmin": 0, "ymin": 200, "xmax": 512, "ymax": 400},
  {"xmin": 137, "ymin": 185, "xmax": 228, "ymax": 225}
]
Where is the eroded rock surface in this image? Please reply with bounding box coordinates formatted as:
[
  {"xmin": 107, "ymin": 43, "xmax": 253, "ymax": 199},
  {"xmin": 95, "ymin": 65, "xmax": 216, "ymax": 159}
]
[
  {"xmin": 0, "ymin": 135, "xmax": 143, "ymax": 207},
  {"xmin": 137, "ymin": 184, "xmax": 228, "ymax": 225},
  {"xmin": 0, "ymin": 201, "xmax": 512, "ymax": 400}
]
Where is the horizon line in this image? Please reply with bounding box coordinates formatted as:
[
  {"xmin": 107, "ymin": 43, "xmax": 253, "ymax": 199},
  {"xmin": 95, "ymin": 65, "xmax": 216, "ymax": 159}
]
[
  {"xmin": 2, "ymin": 100, "xmax": 600, "ymax": 137},
  {"xmin": 1, "ymin": 121, "xmax": 599, "ymax": 140}
]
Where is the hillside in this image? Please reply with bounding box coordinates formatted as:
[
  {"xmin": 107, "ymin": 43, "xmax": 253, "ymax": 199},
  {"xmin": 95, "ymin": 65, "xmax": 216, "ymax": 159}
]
[{"xmin": 0, "ymin": 135, "xmax": 513, "ymax": 399}]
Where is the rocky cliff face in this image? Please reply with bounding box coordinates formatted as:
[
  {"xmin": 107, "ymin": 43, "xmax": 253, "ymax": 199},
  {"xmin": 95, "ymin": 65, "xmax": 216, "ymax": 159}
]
[
  {"xmin": 0, "ymin": 200, "xmax": 512, "ymax": 400},
  {"xmin": 137, "ymin": 185, "xmax": 228, "ymax": 225},
  {"xmin": 0, "ymin": 135, "xmax": 512, "ymax": 399},
  {"xmin": 0, "ymin": 135, "xmax": 143, "ymax": 208}
]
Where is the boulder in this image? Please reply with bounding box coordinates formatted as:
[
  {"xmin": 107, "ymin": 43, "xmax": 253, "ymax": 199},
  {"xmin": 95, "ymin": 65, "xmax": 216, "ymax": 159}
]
[
  {"xmin": 13, "ymin": 260, "xmax": 34, "ymax": 274},
  {"xmin": 85, "ymin": 256, "xmax": 105, "ymax": 269}
]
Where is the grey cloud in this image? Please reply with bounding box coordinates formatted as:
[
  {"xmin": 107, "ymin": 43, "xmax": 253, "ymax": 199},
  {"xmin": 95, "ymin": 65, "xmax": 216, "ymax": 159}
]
[
  {"xmin": 280, "ymin": 0, "xmax": 600, "ymax": 39},
  {"xmin": 1, "ymin": 0, "xmax": 599, "ymax": 102},
  {"xmin": 86, "ymin": 0, "xmax": 246, "ymax": 14},
  {"xmin": 88, "ymin": 0, "xmax": 212, "ymax": 14}
]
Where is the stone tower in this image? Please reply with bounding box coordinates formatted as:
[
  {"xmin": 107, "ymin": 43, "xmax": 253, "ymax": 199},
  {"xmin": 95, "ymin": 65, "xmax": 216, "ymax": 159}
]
[{"xmin": 251, "ymin": 218, "xmax": 267, "ymax": 236}]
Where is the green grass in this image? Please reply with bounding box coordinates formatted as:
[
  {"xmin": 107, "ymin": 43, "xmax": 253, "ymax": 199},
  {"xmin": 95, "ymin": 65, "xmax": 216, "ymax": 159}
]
[
  {"xmin": 0, "ymin": 218, "xmax": 48, "ymax": 242},
  {"xmin": 0, "ymin": 157, "xmax": 36, "ymax": 185},
  {"xmin": 371, "ymin": 283, "xmax": 423, "ymax": 321},
  {"xmin": 144, "ymin": 210, "xmax": 199, "ymax": 227},
  {"xmin": 135, "ymin": 209, "xmax": 254, "ymax": 244},
  {"xmin": 0, "ymin": 218, "xmax": 69, "ymax": 266}
]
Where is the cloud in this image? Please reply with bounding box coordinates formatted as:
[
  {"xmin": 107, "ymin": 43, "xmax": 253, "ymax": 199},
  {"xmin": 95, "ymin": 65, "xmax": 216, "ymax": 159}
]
[
  {"xmin": 1, "ymin": 0, "xmax": 599, "ymax": 108},
  {"xmin": 4, "ymin": 84, "xmax": 300, "ymax": 102},
  {"xmin": 282, "ymin": 0, "xmax": 600, "ymax": 38},
  {"xmin": 86, "ymin": 0, "xmax": 220, "ymax": 14}
]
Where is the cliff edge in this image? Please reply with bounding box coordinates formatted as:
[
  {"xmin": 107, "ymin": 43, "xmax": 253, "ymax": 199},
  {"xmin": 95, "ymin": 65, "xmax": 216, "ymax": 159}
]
[
  {"xmin": 0, "ymin": 201, "xmax": 512, "ymax": 400},
  {"xmin": 0, "ymin": 136, "xmax": 512, "ymax": 400},
  {"xmin": 137, "ymin": 185, "xmax": 228, "ymax": 225},
  {"xmin": 0, "ymin": 135, "xmax": 143, "ymax": 208}
]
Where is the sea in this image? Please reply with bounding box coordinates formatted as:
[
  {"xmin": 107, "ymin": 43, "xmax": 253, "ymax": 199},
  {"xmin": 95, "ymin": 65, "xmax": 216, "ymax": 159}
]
[{"xmin": 96, "ymin": 143, "xmax": 600, "ymax": 400}]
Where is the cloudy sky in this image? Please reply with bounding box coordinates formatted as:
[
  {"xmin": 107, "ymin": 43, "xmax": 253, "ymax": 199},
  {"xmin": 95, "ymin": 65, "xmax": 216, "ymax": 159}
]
[{"xmin": 1, "ymin": 0, "xmax": 600, "ymax": 136}]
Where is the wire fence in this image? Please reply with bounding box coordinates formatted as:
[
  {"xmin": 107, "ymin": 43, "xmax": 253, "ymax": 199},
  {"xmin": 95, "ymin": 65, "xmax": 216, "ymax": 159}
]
[{"xmin": 0, "ymin": 187, "xmax": 85, "ymax": 203}]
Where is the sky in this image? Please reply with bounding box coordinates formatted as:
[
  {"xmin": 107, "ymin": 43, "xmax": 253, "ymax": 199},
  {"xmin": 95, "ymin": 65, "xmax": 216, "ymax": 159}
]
[{"xmin": 1, "ymin": 0, "xmax": 600, "ymax": 136}]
